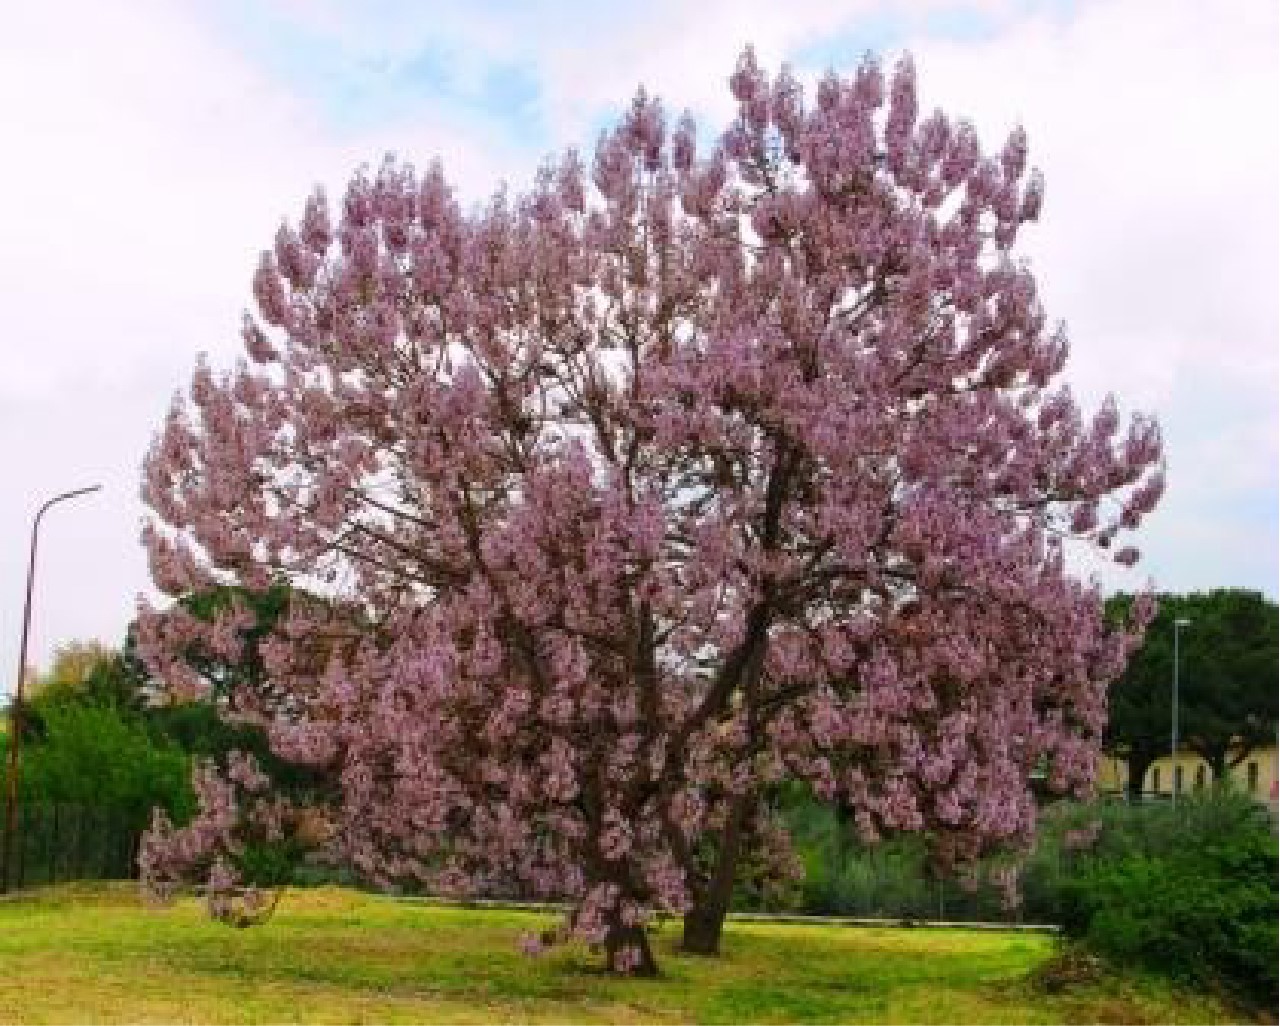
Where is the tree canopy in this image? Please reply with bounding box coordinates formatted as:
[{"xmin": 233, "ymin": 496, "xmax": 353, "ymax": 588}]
[
  {"xmin": 1106, "ymin": 590, "xmax": 1278, "ymax": 794},
  {"xmin": 135, "ymin": 48, "xmax": 1162, "ymax": 974}
]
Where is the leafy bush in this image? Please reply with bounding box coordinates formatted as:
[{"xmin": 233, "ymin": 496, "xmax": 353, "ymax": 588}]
[
  {"xmin": 758, "ymin": 781, "xmax": 1277, "ymax": 1013},
  {"xmin": 3, "ymin": 646, "xmax": 194, "ymax": 836},
  {"xmin": 145, "ymin": 701, "xmax": 328, "ymax": 798},
  {"xmin": 1057, "ymin": 788, "xmax": 1277, "ymax": 1007},
  {"xmin": 757, "ymin": 785, "xmax": 1018, "ymax": 921},
  {"xmin": 235, "ymin": 837, "xmax": 308, "ymax": 888},
  {"xmin": 15, "ymin": 701, "xmax": 194, "ymax": 830}
]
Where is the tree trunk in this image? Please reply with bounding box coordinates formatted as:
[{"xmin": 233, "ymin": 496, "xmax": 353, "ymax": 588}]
[
  {"xmin": 1124, "ymin": 750, "xmax": 1156, "ymax": 800},
  {"xmin": 681, "ymin": 794, "xmax": 751, "ymax": 955},
  {"xmin": 682, "ymin": 892, "xmax": 732, "ymax": 955},
  {"xmin": 604, "ymin": 922, "xmax": 658, "ymax": 977},
  {"xmin": 1226, "ymin": 744, "xmax": 1254, "ymax": 770}
]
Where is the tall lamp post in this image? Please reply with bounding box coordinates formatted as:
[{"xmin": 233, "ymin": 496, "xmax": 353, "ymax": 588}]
[
  {"xmin": 1, "ymin": 485, "xmax": 101, "ymax": 893},
  {"xmin": 1171, "ymin": 616, "xmax": 1192, "ymax": 808}
]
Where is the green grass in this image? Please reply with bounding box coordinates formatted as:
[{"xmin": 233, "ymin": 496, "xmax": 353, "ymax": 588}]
[{"xmin": 0, "ymin": 884, "xmax": 1252, "ymax": 1024}]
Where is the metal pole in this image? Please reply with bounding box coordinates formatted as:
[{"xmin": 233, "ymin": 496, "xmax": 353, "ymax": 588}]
[
  {"xmin": 1171, "ymin": 617, "xmax": 1191, "ymax": 810},
  {"xmin": 0, "ymin": 485, "xmax": 101, "ymax": 893}
]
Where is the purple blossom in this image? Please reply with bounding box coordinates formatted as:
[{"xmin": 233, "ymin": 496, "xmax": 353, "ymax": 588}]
[{"xmin": 136, "ymin": 46, "xmax": 1164, "ymax": 976}]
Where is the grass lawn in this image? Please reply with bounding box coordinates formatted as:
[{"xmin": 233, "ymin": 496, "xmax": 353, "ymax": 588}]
[{"xmin": 0, "ymin": 884, "xmax": 1252, "ymax": 1024}]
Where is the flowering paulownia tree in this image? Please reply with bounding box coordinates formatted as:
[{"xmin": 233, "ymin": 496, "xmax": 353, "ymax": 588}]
[{"xmin": 137, "ymin": 48, "xmax": 1162, "ymax": 974}]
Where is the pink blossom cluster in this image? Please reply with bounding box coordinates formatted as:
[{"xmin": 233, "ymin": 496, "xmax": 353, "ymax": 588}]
[
  {"xmin": 138, "ymin": 750, "xmax": 305, "ymax": 919},
  {"xmin": 137, "ymin": 48, "xmax": 1162, "ymax": 972}
]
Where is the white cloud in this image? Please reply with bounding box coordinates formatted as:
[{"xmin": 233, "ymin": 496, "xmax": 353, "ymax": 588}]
[
  {"xmin": 0, "ymin": 0, "xmax": 533, "ymax": 691},
  {"xmin": 897, "ymin": 0, "xmax": 1279, "ymax": 597},
  {"xmin": 904, "ymin": 0, "xmax": 1279, "ymax": 401}
]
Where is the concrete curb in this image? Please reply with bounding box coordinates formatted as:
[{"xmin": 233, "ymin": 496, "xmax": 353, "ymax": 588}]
[
  {"xmin": 0, "ymin": 884, "xmax": 1060, "ymax": 933},
  {"xmin": 385, "ymin": 895, "xmax": 1061, "ymax": 933}
]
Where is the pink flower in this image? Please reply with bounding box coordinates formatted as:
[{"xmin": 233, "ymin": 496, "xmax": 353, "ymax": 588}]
[
  {"xmin": 518, "ymin": 932, "xmax": 546, "ymax": 957},
  {"xmin": 612, "ymin": 945, "xmax": 642, "ymax": 974}
]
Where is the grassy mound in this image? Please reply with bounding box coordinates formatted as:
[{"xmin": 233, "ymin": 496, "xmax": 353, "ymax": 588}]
[{"xmin": 0, "ymin": 884, "xmax": 1252, "ymax": 1024}]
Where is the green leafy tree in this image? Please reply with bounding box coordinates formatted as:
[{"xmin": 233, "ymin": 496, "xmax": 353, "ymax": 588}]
[
  {"xmin": 36, "ymin": 641, "xmax": 116, "ymax": 694},
  {"xmin": 17, "ymin": 701, "xmax": 194, "ymax": 828},
  {"xmin": 14, "ymin": 584, "xmax": 328, "ymax": 818},
  {"xmin": 1179, "ymin": 590, "xmax": 1278, "ymax": 778},
  {"xmin": 1106, "ymin": 590, "xmax": 1278, "ymax": 795},
  {"xmin": 167, "ymin": 584, "xmax": 293, "ymax": 704},
  {"xmin": 14, "ymin": 644, "xmax": 148, "ymax": 745},
  {"xmin": 143, "ymin": 583, "xmax": 338, "ymax": 799}
]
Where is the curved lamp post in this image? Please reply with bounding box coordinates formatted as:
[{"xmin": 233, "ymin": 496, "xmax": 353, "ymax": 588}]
[{"xmin": 0, "ymin": 485, "xmax": 101, "ymax": 892}]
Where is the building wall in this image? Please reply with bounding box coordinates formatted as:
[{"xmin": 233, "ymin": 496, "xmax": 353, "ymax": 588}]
[
  {"xmin": 1096, "ymin": 755, "xmax": 1126, "ymax": 793},
  {"xmin": 1097, "ymin": 745, "xmax": 1279, "ymax": 812}
]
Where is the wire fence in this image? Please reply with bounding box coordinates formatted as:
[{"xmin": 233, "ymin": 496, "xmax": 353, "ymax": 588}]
[
  {"xmin": 1, "ymin": 802, "xmax": 143, "ymax": 892},
  {"xmin": 755, "ymin": 860, "xmax": 1065, "ymax": 925}
]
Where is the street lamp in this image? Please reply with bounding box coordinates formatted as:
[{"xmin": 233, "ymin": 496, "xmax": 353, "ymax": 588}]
[
  {"xmin": 1171, "ymin": 616, "xmax": 1192, "ymax": 808},
  {"xmin": 0, "ymin": 485, "xmax": 101, "ymax": 893}
]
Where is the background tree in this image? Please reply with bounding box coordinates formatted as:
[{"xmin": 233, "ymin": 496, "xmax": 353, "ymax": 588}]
[
  {"xmin": 1103, "ymin": 594, "xmax": 1172, "ymax": 799},
  {"xmin": 142, "ymin": 583, "xmax": 339, "ymax": 804},
  {"xmin": 8, "ymin": 643, "xmax": 140, "ymax": 744},
  {"xmin": 136, "ymin": 48, "xmax": 1162, "ymax": 974},
  {"xmin": 15, "ymin": 701, "xmax": 193, "ymax": 829},
  {"xmin": 1180, "ymin": 590, "xmax": 1278, "ymax": 779},
  {"xmin": 1106, "ymin": 590, "xmax": 1277, "ymax": 794},
  {"xmin": 0, "ymin": 594, "xmax": 338, "ymax": 897},
  {"xmin": 41, "ymin": 641, "xmax": 117, "ymax": 691},
  {"xmin": 1, "ymin": 639, "xmax": 193, "ymax": 858},
  {"xmin": 9, "ymin": 585, "xmax": 333, "ymax": 824},
  {"xmin": 10, "ymin": 641, "xmax": 123, "ymax": 737}
]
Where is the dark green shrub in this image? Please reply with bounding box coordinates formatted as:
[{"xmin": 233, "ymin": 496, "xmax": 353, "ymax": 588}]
[
  {"xmin": 17, "ymin": 701, "xmax": 194, "ymax": 829},
  {"xmin": 1058, "ymin": 789, "xmax": 1277, "ymax": 1008},
  {"xmin": 235, "ymin": 836, "xmax": 307, "ymax": 888},
  {"xmin": 145, "ymin": 701, "xmax": 329, "ymax": 798}
]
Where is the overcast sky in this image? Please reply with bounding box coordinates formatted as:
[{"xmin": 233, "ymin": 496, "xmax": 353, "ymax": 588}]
[{"xmin": 1, "ymin": 0, "xmax": 1276, "ymax": 694}]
